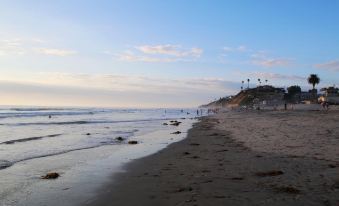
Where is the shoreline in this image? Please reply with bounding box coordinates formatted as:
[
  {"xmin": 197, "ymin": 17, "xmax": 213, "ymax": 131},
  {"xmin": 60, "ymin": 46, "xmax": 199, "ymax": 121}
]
[
  {"xmin": 88, "ymin": 110, "xmax": 339, "ymax": 206},
  {"xmin": 0, "ymin": 117, "xmax": 197, "ymax": 206}
]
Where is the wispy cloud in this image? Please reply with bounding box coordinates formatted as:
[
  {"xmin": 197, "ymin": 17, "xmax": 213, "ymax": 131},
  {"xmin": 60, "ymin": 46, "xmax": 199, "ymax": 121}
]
[
  {"xmin": 17, "ymin": 72, "xmax": 235, "ymax": 94},
  {"xmin": 220, "ymin": 46, "xmax": 292, "ymax": 68},
  {"xmin": 34, "ymin": 48, "xmax": 77, "ymax": 56},
  {"xmin": 250, "ymin": 51, "xmax": 293, "ymax": 68},
  {"xmin": 136, "ymin": 44, "xmax": 203, "ymax": 58},
  {"xmin": 252, "ymin": 58, "xmax": 293, "ymax": 68},
  {"xmin": 223, "ymin": 45, "xmax": 249, "ymax": 53},
  {"xmin": 115, "ymin": 44, "xmax": 203, "ymax": 63},
  {"xmin": 0, "ymin": 37, "xmax": 77, "ymax": 57},
  {"xmin": 117, "ymin": 50, "xmax": 177, "ymax": 63},
  {"xmin": 235, "ymin": 71, "xmax": 306, "ymax": 81},
  {"xmin": 314, "ymin": 60, "xmax": 339, "ymax": 72},
  {"xmin": 31, "ymin": 38, "xmax": 47, "ymax": 44},
  {"xmin": 0, "ymin": 39, "xmax": 25, "ymax": 55},
  {"xmin": 0, "ymin": 73, "xmax": 239, "ymax": 107},
  {"xmin": 246, "ymin": 71, "xmax": 304, "ymax": 80}
]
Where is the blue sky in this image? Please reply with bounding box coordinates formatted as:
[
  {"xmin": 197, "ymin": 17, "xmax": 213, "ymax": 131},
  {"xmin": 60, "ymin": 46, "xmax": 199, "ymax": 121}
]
[{"xmin": 0, "ymin": 0, "xmax": 339, "ymax": 107}]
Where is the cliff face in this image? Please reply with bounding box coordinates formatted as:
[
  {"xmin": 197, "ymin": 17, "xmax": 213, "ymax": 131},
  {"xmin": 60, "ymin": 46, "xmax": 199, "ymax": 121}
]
[
  {"xmin": 200, "ymin": 96, "xmax": 232, "ymax": 108},
  {"xmin": 202, "ymin": 86, "xmax": 285, "ymax": 108}
]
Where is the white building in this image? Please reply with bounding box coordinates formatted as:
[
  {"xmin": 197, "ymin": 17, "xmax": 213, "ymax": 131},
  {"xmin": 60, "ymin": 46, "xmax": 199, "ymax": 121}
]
[{"xmin": 319, "ymin": 87, "xmax": 339, "ymax": 104}]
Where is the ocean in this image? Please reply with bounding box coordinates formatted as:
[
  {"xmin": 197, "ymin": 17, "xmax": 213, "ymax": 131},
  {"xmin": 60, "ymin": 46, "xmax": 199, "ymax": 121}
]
[{"xmin": 0, "ymin": 107, "xmax": 201, "ymax": 206}]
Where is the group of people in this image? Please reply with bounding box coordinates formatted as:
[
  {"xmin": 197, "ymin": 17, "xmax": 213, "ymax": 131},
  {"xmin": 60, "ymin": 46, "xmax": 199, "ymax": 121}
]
[{"xmin": 321, "ymin": 101, "xmax": 330, "ymax": 110}]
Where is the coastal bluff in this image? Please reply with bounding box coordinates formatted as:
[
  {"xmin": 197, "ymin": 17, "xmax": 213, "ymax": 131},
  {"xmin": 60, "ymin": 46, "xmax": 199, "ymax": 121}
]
[{"xmin": 201, "ymin": 85, "xmax": 285, "ymax": 108}]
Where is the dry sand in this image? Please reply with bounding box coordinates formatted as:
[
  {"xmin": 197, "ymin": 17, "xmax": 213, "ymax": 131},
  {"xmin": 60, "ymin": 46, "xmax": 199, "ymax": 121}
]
[{"xmin": 89, "ymin": 110, "xmax": 339, "ymax": 206}]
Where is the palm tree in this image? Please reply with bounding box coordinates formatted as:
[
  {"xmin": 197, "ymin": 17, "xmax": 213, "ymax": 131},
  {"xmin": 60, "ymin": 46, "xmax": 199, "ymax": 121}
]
[
  {"xmin": 258, "ymin": 78, "xmax": 261, "ymax": 86},
  {"xmin": 241, "ymin": 81, "xmax": 244, "ymax": 90},
  {"xmin": 265, "ymin": 79, "xmax": 268, "ymax": 85},
  {"xmin": 307, "ymin": 74, "xmax": 320, "ymax": 90},
  {"xmin": 247, "ymin": 79, "xmax": 250, "ymax": 89}
]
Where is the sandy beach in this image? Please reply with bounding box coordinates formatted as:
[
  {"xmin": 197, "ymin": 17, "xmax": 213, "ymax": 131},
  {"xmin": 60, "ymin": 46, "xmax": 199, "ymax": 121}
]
[
  {"xmin": 89, "ymin": 109, "xmax": 339, "ymax": 206},
  {"xmin": 3, "ymin": 2, "xmax": 339, "ymax": 206}
]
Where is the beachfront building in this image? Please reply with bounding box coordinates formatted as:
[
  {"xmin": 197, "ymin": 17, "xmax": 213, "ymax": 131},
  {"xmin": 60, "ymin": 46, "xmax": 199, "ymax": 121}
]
[
  {"xmin": 297, "ymin": 91, "xmax": 317, "ymax": 102},
  {"xmin": 319, "ymin": 87, "xmax": 339, "ymax": 104},
  {"xmin": 286, "ymin": 88, "xmax": 318, "ymax": 104}
]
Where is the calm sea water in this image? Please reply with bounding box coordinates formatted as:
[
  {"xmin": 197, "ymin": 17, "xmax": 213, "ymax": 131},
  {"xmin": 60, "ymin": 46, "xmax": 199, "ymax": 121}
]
[{"xmin": 0, "ymin": 106, "xmax": 201, "ymax": 206}]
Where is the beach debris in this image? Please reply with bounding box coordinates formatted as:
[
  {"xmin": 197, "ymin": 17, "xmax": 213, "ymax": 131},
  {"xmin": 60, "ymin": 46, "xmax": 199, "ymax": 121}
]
[
  {"xmin": 116, "ymin": 136, "xmax": 124, "ymax": 141},
  {"xmin": 128, "ymin": 140, "xmax": 138, "ymax": 144},
  {"xmin": 162, "ymin": 167, "xmax": 171, "ymax": 171},
  {"xmin": 202, "ymin": 180, "xmax": 213, "ymax": 183},
  {"xmin": 213, "ymin": 195, "xmax": 226, "ymax": 198},
  {"xmin": 332, "ymin": 183, "xmax": 339, "ymax": 190},
  {"xmin": 86, "ymin": 133, "xmax": 91, "ymax": 135},
  {"xmin": 169, "ymin": 120, "xmax": 182, "ymax": 126},
  {"xmin": 171, "ymin": 131, "xmax": 181, "ymax": 134},
  {"xmin": 216, "ymin": 149, "xmax": 228, "ymax": 153},
  {"xmin": 255, "ymin": 170, "xmax": 284, "ymax": 177},
  {"xmin": 331, "ymin": 179, "xmax": 339, "ymax": 189},
  {"xmin": 274, "ymin": 186, "xmax": 301, "ymax": 194},
  {"xmin": 41, "ymin": 172, "xmax": 60, "ymax": 179},
  {"xmin": 189, "ymin": 143, "xmax": 200, "ymax": 146},
  {"xmin": 176, "ymin": 186, "xmax": 193, "ymax": 192},
  {"xmin": 231, "ymin": 177, "xmax": 244, "ymax": 180},
  {"xmin": 328, "ymin": 164, "xmax": 337, "ymax": 168},
  {"xmin": 0, "ymin": 160, "xmax": 13, "ymax": 169},
  {"xmin": 192, "ymin": 156, "xmax": 200, "ymax": 159},
  {"xmin": 183, "ymin": 152, "xmax": 190, "ymax": 155},
  {"xmin": 163, "ymin": 123, "xmax": 168, "ymax": 125}
]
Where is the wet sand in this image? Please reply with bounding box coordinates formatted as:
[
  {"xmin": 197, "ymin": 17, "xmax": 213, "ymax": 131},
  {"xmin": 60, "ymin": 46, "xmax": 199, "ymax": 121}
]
[{"xmin": 89, "ymin": 110, "xmax": 339, "ymax": 206}]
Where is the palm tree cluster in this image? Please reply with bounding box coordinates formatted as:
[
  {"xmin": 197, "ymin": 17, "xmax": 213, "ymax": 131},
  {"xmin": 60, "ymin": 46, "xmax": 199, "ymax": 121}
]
[
  {"xmin": 307, "ymin": 74, "xmax": 320, "ymax": 90},
  {"xmin": 241, "ymin": 78, "xmax": 268, "ymax": 90},
  {"xmin": 239, "ymin": 74, "xmax": 321, "ymax": 92}
]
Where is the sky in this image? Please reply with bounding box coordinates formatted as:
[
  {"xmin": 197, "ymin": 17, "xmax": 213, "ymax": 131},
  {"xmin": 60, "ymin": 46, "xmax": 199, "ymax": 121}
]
[{"xmin": 0, "ymin": 0, "xmax": 339, "ymax": 108}]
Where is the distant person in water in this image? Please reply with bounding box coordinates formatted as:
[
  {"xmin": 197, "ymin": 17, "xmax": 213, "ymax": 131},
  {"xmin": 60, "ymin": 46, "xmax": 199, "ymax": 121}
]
[{"xmin": 48, "ymin": 115, "xmax": 52, "ymax": 118}]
